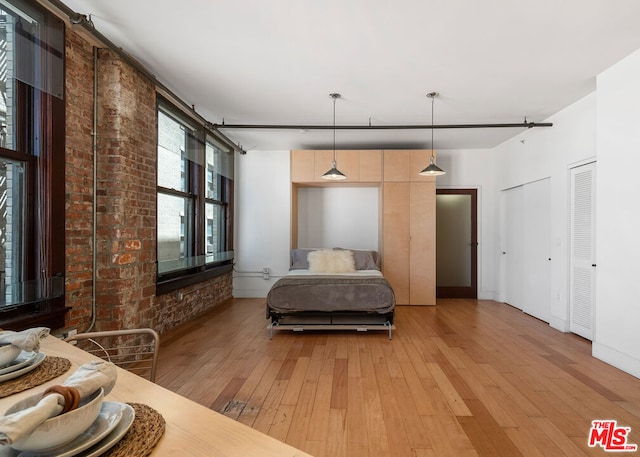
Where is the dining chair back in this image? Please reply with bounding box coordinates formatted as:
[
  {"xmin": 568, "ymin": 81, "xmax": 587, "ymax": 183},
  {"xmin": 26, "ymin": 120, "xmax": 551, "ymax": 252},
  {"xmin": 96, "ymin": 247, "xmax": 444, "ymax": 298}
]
[{"xmin": 64, "ymin": 328, "xmax": 159, "ymax": 382}]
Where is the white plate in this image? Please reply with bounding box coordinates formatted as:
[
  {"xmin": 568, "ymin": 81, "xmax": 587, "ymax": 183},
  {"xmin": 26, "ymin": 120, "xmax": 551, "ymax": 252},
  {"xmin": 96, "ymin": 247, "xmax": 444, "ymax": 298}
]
[
  {"xmin": 0, "ymin": 352, "xmax": 45, "ymax": 383},
  {"xmin": 0, "ymin": 352, "xmax": 37, "ymax": 376},
  {"xmin": 17, "ymin": 402, "xmax": 126, "ymax": 457},
  {"xmin": 76, "ymin": 403, "xmax": 135, "ymax": 457}
]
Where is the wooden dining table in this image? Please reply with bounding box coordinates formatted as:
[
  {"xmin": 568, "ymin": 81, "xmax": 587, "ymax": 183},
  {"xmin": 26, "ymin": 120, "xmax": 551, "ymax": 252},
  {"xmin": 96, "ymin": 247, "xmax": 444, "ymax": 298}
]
[{"xmin": 0, "ymin": 335, "xmax": 312, "ymax": 456}]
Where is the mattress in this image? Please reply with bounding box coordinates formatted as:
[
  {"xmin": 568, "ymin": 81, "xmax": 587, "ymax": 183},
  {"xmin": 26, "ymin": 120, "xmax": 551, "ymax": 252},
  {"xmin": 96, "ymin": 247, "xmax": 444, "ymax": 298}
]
[{"xmin": 266, "ymin": 269, "xmax": 396, "ymax": 315}]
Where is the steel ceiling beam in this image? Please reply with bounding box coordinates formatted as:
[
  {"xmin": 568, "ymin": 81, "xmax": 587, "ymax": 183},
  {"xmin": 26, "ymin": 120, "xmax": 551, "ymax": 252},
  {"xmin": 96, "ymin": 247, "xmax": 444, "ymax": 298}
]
[{"xmin": 212, "ymin": 121, "xmax": 553, "ymax": 130}]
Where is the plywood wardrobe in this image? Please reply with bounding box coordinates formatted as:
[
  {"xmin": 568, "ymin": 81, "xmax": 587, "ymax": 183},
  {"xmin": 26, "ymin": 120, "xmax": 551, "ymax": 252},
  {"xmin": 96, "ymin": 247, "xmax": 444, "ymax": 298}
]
[
  {"xmin": 382, "ymin": 150, "xmax": 436, "ymax": 305},
  {"xmin": 290, "ymin": 149, "xmax": 436, "ymax": 305}
]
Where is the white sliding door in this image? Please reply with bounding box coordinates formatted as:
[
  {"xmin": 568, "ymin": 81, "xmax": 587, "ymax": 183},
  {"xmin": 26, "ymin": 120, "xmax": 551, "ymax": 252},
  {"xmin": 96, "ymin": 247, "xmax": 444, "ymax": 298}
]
[
  {"xmin": 504, "ymin": 186, "xmax": 524, "ymax": 310},
  {"xmin": 503, "ymin": 179, "xmax": 551, "ymax": 322},
  {"xmin": 522, "ymin": 178, "xmax": 551, "ymax": 322},
  {"xmin": 570, "ymin": 162, "xmax": 596, "ymax": 340}
]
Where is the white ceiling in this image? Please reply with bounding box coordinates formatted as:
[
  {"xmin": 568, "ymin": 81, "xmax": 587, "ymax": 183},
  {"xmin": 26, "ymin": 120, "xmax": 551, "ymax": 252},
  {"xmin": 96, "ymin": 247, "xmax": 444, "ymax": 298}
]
[{"xmin": 58, "ymin": 0, "xmax": 640, "ymax": 151}]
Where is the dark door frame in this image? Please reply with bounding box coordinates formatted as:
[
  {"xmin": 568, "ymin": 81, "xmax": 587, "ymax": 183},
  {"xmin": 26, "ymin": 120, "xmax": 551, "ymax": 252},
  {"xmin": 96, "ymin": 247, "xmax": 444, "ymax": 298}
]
[{"xmin": 436, "ymin": 188, "xmax": 478, "ymax": 299}]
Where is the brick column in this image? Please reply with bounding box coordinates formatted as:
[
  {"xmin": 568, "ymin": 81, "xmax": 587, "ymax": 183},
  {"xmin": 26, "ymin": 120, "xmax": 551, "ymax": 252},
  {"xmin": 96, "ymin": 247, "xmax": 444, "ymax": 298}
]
[{"xmin": 94, "ymin": 48, "xmax": 157, "ymax": 330}]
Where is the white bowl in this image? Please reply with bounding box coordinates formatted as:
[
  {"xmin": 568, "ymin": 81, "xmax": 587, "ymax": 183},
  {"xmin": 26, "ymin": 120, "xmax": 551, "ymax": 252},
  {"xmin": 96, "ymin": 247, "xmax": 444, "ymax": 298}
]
[
  {"xmin": 0, "ymin": 343, "xmax": 21, "ymax": 367},
  {"xmin": 7, "ymin": 387, "xmax": 104, "ymax": 452}
]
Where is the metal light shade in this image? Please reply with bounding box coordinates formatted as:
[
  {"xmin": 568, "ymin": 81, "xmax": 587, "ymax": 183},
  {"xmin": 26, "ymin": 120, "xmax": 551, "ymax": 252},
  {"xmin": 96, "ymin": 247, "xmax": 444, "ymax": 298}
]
[
  {"xmin": 420, "ymin": 155, "xmax": 446, "ymax": 176},
  {"xmin": 323, "ymin": 160, "xmax": 347, "ymax": 180}
]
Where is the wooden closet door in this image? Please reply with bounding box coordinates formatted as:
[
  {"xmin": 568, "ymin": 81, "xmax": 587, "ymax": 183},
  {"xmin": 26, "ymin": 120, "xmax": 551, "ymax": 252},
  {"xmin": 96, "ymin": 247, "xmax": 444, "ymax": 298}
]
[
  {"xmin": 382, "ymin": 150, "xmax": 436, "ymax": 306},
  {"xmin": 410, "ymin": 181, "xmax": 436, "ymax": 305},
  {"xmin": 383, "ymin": 182, "xmax": 410, "ymax": 304}
]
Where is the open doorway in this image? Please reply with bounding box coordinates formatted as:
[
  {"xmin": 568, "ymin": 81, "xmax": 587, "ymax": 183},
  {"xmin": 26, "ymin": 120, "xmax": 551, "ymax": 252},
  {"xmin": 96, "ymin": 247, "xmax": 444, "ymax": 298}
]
[{"xmin": 436, "ymin": 189, "xmax": 477, "ymax": 298}]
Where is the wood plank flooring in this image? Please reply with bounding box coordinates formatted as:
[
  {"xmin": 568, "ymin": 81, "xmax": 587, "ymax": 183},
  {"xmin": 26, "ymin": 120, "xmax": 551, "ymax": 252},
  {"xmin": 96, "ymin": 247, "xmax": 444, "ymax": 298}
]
[{"xmin": 155, "ymin": 298, "xmax": 640, "ymax": 456}]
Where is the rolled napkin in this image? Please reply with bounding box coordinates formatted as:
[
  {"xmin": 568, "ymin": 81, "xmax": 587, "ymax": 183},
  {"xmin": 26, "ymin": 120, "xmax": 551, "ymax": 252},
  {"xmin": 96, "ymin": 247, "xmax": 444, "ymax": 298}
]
[
  {"xmin": 0, "ymin": 395, "xmax": 62, "ymax": 446},
  {"xmin": 63, "ymin": 360, "xmax": 117, "ymax": 397},
  {"xmin": 0, "ymin": 360, "xmax": 117, "ymax": 446},
  {"xmin": 0, "ymin": 328, "xmax": 50, "ymax": 352}
]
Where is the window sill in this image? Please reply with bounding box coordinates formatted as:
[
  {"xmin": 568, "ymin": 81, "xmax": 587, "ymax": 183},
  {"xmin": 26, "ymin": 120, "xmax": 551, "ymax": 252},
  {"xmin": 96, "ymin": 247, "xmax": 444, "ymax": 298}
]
[
  {"xmin": 0, "ymin": 299, "xmax": 69, "ymax": 331},
  {"xmin": 156, "ymin": 261, "xmax": 233, "ymax": 295}
]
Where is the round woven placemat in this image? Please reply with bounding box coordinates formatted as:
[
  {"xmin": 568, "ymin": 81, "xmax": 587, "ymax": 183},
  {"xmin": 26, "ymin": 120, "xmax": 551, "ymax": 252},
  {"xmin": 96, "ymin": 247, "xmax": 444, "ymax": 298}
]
[
  {"xmin": 102, "ymin": 403, "xmax": 166, "ymax": 457},
  {"xmin": 0, "ymin": 356, "xmax": 71, "ymax": 398}
]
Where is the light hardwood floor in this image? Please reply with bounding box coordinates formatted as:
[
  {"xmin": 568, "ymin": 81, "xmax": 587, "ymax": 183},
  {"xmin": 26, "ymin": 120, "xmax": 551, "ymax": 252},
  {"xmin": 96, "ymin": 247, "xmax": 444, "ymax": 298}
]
[{"xmin": 155, "ymin": 298, "xmax": 640, "ymax": 456}]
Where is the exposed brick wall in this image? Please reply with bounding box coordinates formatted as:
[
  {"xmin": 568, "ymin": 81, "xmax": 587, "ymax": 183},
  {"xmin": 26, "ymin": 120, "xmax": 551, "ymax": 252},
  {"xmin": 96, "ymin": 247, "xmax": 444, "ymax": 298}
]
[
  {"xmin": 154, "ymin": 273, "xmax": 233, "ymax": 335},
  {"xmin": 64, "ymin": 30, "xmax": 96, "ymax": 332},
  {"xmin": 94, "ymin": 48, "xmax": 157, "ymax": 331},
  {"xmin": 63, "ymin": 29, "xmax": 233, "ymax": 337}
]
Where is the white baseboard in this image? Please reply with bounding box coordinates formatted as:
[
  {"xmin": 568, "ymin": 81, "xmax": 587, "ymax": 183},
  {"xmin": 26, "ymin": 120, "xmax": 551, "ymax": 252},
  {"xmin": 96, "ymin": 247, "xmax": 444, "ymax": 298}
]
[
  {"xmin": 593, "ymin": 342, "xmax": 640, "ymax": 380},
  {"xmin": 478, "ymin": 291, "xmax": 498, "ymax": 301},
  {"xmin": 549, "ymin": 316, "xmax": 570, "ymax": 333},
  {"xmin": 232, "ymin": 288, "xmax": 268, "ymax": 298}
]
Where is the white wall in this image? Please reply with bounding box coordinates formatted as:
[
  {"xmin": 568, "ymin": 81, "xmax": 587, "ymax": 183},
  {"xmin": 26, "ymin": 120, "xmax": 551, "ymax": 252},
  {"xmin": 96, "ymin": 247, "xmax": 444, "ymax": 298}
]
[
  {"xmin": 233, "ymin": 150, "xmax": 291, "ymax": 298},
  {"xmin": 593, "ymin": 48, "xmax": 640, "ymax": 378},
  {"xmin": 493, "ymin": 93, "xmax": 596, "ymax": 332},
  {"xmin": 297, "ymin": 187, "xmax": 379, "ymax": 250}
]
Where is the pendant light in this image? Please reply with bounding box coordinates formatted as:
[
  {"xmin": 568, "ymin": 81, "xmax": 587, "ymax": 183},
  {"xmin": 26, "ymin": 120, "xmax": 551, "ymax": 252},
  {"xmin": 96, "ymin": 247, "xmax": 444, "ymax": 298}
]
[
  {"xmin": 420, "ymin": 92, "xmax": 446, "ymax": 177},
  {"xmin": 322, "ymin": 93, "xmax": 346, "ymax": 180}
]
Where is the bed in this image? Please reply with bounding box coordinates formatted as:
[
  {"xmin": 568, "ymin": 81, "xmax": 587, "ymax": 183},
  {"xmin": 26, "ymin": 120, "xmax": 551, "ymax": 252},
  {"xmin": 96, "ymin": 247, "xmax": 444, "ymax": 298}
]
[{"xmin": 266, "ymin": 248, "xmax": 396, "ymax": 339}]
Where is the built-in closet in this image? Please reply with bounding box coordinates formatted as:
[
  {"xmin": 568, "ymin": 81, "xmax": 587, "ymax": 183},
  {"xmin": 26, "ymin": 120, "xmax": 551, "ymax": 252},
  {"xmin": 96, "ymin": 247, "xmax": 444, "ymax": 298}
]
[
  {"xmin": 382, "ymin": 150, "xmax": 436, "ymax": 305},
  {"xmin": 290, "ymin": 149, "xmax": 436, "ymax": 307}
]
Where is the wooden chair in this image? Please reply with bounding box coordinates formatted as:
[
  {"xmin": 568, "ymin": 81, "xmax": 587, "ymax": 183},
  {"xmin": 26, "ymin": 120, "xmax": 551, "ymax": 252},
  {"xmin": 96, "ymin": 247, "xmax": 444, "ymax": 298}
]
[{"xmin": 64, "ymin": 328, "xmax": 160, "ymax": 382}]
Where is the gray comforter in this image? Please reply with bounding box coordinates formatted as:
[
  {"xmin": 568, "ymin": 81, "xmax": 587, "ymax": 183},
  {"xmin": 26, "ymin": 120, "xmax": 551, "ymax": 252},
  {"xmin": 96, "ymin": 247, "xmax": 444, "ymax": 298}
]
[{"xmin": 266, "ymin": 274, "xmax": 395, "ymax": 315}]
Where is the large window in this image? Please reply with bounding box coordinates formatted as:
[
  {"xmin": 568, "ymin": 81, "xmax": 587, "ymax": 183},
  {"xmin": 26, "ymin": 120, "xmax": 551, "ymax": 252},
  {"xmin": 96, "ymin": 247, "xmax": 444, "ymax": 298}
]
[
  {"xmin": 205, "ymin": 136, "xmax": 233, "ymax": 255},
  {"xmin": 0, "ymin": 0, "xmax": 65, "ymax": 328},
  {"xmin": 156, "ymin": 100, "xmax": 233, "ymax": 286}
]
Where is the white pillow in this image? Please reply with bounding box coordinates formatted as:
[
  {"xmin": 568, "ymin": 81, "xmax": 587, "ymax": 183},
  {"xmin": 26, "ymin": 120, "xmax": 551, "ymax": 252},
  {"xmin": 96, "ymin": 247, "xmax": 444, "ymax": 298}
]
[{"xmin": 308, "ymin": 249, "xmax": 355, "ymax": 273}]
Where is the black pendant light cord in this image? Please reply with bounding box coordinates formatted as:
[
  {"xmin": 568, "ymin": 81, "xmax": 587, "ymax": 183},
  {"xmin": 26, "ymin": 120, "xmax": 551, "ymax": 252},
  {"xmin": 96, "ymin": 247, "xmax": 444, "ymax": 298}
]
[
  {"xmin": 333, "ymin": 94, "xmax": 337, "ymax": 162},
  {"xmin": 330, "ymin": 93, "xmax": 340, "ymax": 164},
  {"xmin": 429, "ymin": 91, "xmax": 437, "ymax": 158}
]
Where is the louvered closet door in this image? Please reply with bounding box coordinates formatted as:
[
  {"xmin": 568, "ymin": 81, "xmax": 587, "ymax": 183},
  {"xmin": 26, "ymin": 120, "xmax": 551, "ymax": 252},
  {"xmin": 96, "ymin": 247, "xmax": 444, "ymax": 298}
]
[{"xmin": 570, "ymin": 162, "xmax": 596, "ymax": 340}]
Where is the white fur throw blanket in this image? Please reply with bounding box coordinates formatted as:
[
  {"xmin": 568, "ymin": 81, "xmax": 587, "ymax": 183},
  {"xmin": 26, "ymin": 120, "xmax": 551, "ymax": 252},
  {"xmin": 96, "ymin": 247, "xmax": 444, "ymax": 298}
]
[{"xmin": 308, "ymin": 249, "xmax": 355, "ymax": 273}]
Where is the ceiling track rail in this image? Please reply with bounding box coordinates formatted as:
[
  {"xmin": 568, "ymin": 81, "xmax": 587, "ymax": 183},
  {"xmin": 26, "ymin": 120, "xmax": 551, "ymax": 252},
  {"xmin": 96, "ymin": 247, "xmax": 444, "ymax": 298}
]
[{"xmin": 213, "ymin": 122, "xmax": 553, "ymax": 131}]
